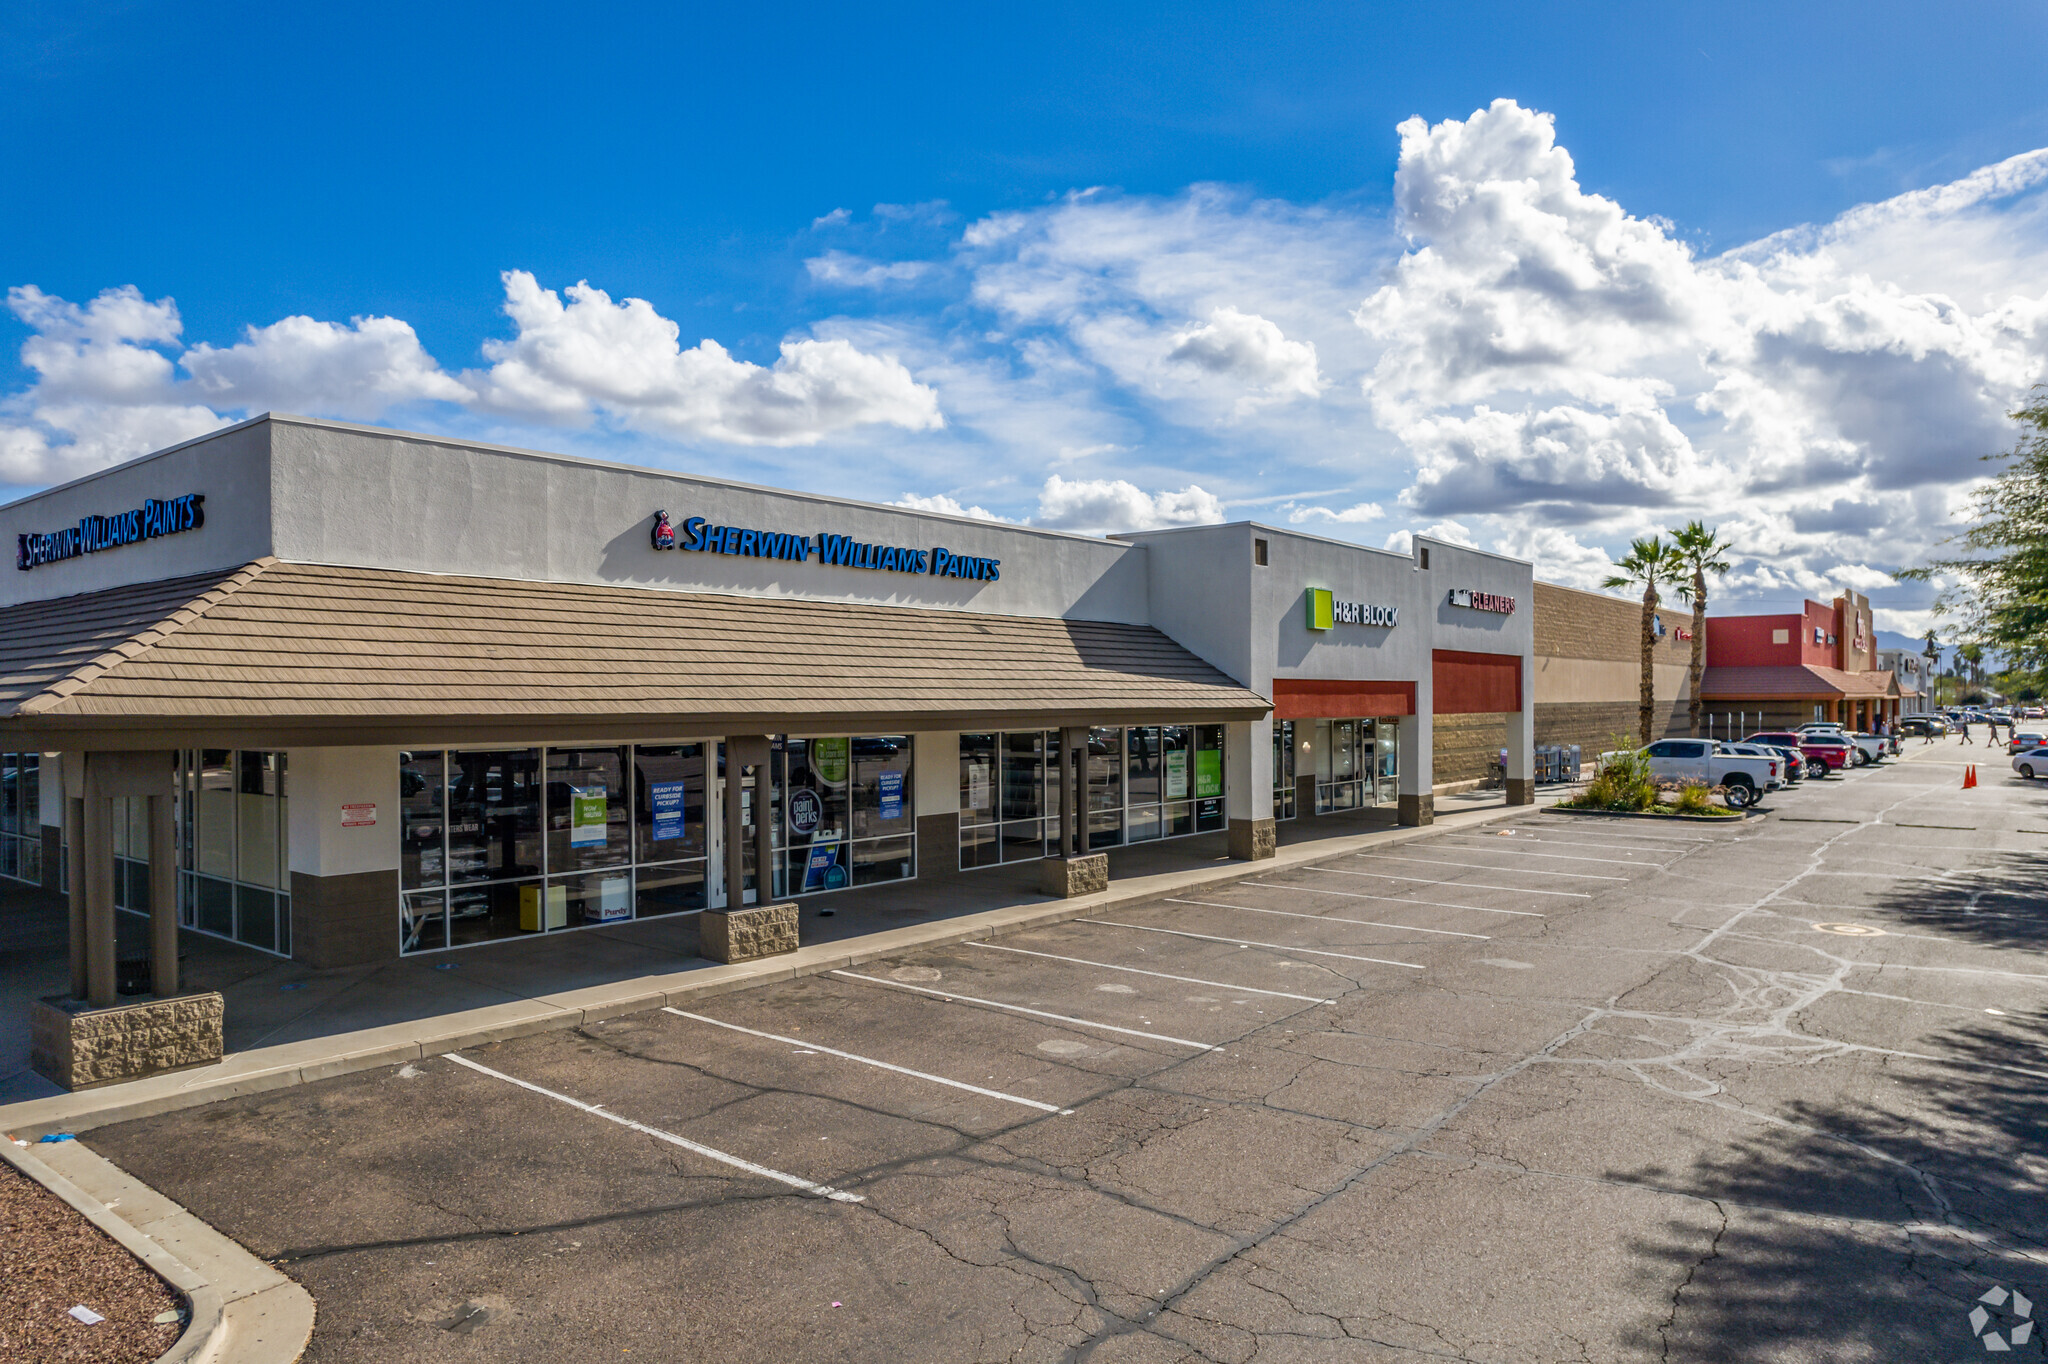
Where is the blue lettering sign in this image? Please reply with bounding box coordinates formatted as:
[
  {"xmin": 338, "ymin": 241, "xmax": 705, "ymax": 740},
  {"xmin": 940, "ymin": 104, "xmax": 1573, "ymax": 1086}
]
[
  {"xmin": 648, "ymin": 511, "xmax": 1005, "ymax": 582},
  {"xmin": 878, "ymin": 770, "xmax": 904, "ymax": 821},
  {"xmin": 18, "ymin": 493, "xmax": 205, "ymax": 572}
]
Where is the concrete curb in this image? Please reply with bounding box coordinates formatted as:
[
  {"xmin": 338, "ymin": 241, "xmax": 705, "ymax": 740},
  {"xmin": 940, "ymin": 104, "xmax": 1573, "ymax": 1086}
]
[
  {"xmin": 1, "ymin": 1136, "xmax": 314, "ymax": 1363},
  {"xmin": 1, "ymin": 798, "xmax": 1536, "ymax": 1140},
  {"xmin": 1542, "ymin": 806, "xmax": 1758, "ymax": 823}
]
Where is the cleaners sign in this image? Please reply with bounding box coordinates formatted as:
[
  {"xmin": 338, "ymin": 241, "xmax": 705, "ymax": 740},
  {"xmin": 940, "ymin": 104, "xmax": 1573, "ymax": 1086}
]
[
  {"xmin": 1447, "ymin": 587, "xmax": 1516, "ymax": 615},
  {"xmin": 651, "ymin": 510, "xmax": 999, "ymax": 581},
  {"xmin": 17, "ymin": 493, "xmax": 205, "ymax": 571}
]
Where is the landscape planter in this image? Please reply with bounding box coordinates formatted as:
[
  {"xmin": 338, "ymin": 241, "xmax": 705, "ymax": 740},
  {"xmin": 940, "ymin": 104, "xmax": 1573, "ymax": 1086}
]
[
  {"xmin": 698, "ymin": 902, "xmax": 800, "ymax": 963},
  {"xmin": 1544, "ymin": 805, "xmax": 1757, "ymax": 823},
  {"xmin": 29, "ymin": 992, "xmax": 225, "ymax": 1091}
]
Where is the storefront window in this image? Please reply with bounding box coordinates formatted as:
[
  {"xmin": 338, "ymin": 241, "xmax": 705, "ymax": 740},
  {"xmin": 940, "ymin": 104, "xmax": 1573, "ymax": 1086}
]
[
  {"xmin": 1, "ymin": 753, "xmax": 43, "ymax": 885},
  {"xmin": 778, "ymin": 735, "xmax": 913, "ymax": 896},
  {"xmin": 546, "ymin": 746, "xmax": 631, "ymax": 875},
  {"xmin": 401, "ymin": 742, "xmax": 713, "ymax": 955},
  {"xmin": 959, "ymin": 726, "xmax": 1217, "ymax": 867},
  {"xmin": 1311, "ymin": 719, "xmax": 1395, "ymax": 814},
  {"xmin": 177, "ymin": 750, "xmax": 291, "ymax": 957},
  {"xmin": 959, "ymin": 733, "xmax": 999, "ymax": 869},
  {"xmin": 1272, "ymin": 721, "xmax": 1297, "ymax": 821}
]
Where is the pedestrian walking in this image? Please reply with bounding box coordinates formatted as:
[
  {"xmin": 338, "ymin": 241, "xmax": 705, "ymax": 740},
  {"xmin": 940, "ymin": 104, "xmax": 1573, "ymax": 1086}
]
[{"xmin": 1960, "ymin": 717, "xmax": 1974, "ymax": 745}]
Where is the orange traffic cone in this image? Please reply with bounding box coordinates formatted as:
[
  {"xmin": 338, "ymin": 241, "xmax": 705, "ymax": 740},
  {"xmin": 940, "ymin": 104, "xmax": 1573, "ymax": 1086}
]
[{"xmin": 1963, "ymin": 764, "xmax": 1977, "ymax": 789}]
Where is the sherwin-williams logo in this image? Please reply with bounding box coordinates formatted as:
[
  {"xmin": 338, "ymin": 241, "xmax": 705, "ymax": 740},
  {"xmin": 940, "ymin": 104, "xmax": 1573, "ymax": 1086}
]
[
  {"xmin": 1306, "ymin": 588, "xmax": 1398, "ymax": 630},
  {"xmin": 652, "ymin": 511, "xmax": 999, "ymax": 581},
  {"xmin": 17, "ymin": 493, "xmax": 205, "ymax": 571}
]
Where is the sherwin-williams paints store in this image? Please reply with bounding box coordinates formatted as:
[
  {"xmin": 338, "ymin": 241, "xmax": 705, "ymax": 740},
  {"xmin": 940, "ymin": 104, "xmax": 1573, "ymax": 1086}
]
[{"xmin": 0, "ymin": 416, "xmax": 1535, "ymax": 988}]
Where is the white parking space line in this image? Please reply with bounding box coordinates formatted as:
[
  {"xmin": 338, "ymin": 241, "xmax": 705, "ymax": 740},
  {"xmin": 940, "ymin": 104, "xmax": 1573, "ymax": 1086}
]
[
  {"xmin": 1078, "ymin": 919, "xmax": 1426, "ymax": 969},
  {"xmin": 1435, "ymin": 838, "xmax": 1672, "ymax": 866},
  {"xmin": 1311, "ymin": 866, "xmax": 1592, "ymax": 898},
  {"xmin": 1166, "ymin": 896, "xmax": 1490, "ymax": 939},
  {"xmin": 1353, "ymin": 853, "xmax": 1628, "ymax": 881},
  {"xmin": 1245, "ymin": 881, "xmax": 1547, "ymax": 917},
  {"xmin": 830, "ymin": 970, "xmax": 1218, "ymax": 1050},
  {"xmin": 1498, "ymin": 829, "xmax": 1714, "ymax": 845},
  {"xmin": 444, "ymin": 1052, "xmax": 864, "ymax": 1202},
  {"xmin": 964, "ymin": 941, "xmax": 1335, "ymax": 1003},
  {"xmin": 661, "ymin": 1007, "xmax": 1072, "ymax": 1115}
]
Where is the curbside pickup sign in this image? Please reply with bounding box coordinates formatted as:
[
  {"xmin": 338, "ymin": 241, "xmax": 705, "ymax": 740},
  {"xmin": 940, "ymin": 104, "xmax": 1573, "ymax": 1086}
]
[{"xmin": 1306, "ymin": 588, "xmax": 1399, "ymax": 630}]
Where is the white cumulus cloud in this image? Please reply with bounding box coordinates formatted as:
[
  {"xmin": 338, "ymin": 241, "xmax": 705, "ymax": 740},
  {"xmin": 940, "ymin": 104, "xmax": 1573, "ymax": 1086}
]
[
  {"xmin": 1033, "ymin": 474, "xmax": 1224, "ymax": 533},
  {"xmin": 469, "ymin": 271, "xmax": 943, "ymax": 446},
  {"xmin": 1166, "ymin": 306, "xmax": 1323, "ymax": 414},
  {"xmin": 892, "ymin": 491, "xmax": 1007, "ymax": 521},
  {"xmin": 182, "ymin": 314, "xmax": 469, "ymax": 418}
]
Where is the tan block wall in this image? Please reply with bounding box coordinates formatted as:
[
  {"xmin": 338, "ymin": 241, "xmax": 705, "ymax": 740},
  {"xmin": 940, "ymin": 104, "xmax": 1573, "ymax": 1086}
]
[
  {"xmin": 1433, "ymin": 712, "xmax": 1508, "ymax": 786},
  {"xmin": 1531, "ymin": 581, "xmax": 1698, "ymax": 753}
]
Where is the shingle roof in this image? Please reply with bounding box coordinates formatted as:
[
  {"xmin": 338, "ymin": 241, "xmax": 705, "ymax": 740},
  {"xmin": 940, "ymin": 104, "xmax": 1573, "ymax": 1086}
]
[
  {"xmin": 1699, "ymin": 664, "xmax": 1900, "ymax": 700},
  {"xmin": 0, "ymin": 560, "xmax": 1269, "ymax": 741}
]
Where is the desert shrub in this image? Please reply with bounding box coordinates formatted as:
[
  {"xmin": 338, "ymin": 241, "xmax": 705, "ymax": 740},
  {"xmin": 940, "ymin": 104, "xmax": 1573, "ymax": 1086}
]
[
  {"xmin": 1580, "ymin": 740, "xmax": 1657, "ymax": 811},
  {"xmin": 1672, "ymin": 781, "xmax": 1714, "ymax": 814}
]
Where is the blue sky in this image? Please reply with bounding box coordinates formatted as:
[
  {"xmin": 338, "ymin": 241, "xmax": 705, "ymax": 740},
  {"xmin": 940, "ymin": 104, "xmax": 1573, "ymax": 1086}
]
[{"xmin": 7, "ymin": 1, "xmax": 2048, "ymax": 631}]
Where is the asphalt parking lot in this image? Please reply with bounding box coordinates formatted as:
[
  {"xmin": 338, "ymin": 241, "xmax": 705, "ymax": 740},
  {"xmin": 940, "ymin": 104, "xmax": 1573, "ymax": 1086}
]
[{"xmin": 84, "ymin": 740, "xmax": 2048, "ymax": 1362}]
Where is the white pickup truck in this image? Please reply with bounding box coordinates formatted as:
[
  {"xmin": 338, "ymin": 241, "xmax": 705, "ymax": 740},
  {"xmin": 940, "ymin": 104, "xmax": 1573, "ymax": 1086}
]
[{"xmin": 1608, "ymin": 738, "xmax": 1780, "ymax": 808}]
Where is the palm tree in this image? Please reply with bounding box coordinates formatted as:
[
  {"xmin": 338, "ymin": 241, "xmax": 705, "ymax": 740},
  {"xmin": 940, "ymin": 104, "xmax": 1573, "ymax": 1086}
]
[
  {"xmin": 1958, "ymin": 642, "xmax": 1984, "ymax": 687},
  {"xmin": 1603, "ymin": 537, "xmax": 1686, "ymax": 746},
  {"xmin": 1666, "ymin": 521, "xmax": 1732, "ymax": 736},
  {"xmin": 1921, "ymin": 630, "xmax": 1941, "ymax": 707}
]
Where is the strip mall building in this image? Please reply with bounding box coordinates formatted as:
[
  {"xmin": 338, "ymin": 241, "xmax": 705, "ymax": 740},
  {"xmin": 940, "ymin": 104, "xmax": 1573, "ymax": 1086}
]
[{"xmin": 0, "ymin": 416, "xmax": 1539, "ymax": 997}]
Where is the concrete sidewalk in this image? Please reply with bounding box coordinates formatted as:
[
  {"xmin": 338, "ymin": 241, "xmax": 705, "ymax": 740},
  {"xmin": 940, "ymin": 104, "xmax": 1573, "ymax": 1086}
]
[{"xmin": 0, "ymin": 789, "xmax": 1543, "ymax": 1140}]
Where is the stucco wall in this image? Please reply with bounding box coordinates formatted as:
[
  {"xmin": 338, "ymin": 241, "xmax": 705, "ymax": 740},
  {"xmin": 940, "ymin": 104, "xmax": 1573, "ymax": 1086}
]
[
  {"xmin": 0, "ymin": 419, "xmax": 274, "ymax": 607},
  {"xmin": 270, "ymin": 418, "xmax": 1151, "ymax": 623}
]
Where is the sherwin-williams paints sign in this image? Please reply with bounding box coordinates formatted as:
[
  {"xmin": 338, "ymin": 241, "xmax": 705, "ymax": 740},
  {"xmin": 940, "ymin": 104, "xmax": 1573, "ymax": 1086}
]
[
  {"xmin": 1305, "ymin": 587, "xmax": 1398, "ymax": 630},
  {"xmin": 17, "ymin": 493, "xmax": 205, "ymax": 571},
  {"xmin": 651, "ymin": 510, "xmax": 1000, "ymax": 581}
]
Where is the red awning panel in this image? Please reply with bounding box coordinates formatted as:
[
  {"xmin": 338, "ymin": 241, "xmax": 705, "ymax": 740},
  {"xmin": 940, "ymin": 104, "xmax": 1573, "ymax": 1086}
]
[
  {"xmin": 1272, "ymin": 677, "xmax": 1416, "ymax": 720},
  {"xmin": 1432, "ymin": 649, "xmax": 1523, "ymax": 715}
]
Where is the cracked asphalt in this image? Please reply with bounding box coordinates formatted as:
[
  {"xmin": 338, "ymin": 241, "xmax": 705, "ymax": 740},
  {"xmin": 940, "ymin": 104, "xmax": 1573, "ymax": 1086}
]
[{"xmin": 85, "ymin": 739, "xmax": 2048, "ymax": 1362}]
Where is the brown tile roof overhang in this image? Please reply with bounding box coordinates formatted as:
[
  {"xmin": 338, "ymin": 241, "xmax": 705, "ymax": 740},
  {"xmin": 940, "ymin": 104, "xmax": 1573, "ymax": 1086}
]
[
  {"xmin": 1699, "ymin": 664, "xmax": 1900, "ymax": 700},
  {"xmin": 0, "ymin": 560, "xmax": 1271, "ymax": 749}
]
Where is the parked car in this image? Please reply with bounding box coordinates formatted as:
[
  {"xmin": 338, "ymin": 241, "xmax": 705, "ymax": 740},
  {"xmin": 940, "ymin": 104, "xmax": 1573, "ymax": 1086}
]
[
  {"xmin": 2009, "ymin": 730, "xmax": 2045, "ymax": 755},
  {"xmin": 1899, "ymin": 716, "xmax": 1948, "ymax": 737},
  {"xmin": 1748, "ymin": 730, "xmax": 1854, "ymax": 777},
  {"xmin": 1717, "ymin": 742, "xmax": 1788, "ymax": 790},
  {"xmin": 2015, "ymin": 745, "xmax": 2048, "ymax": 780},
  {"xmin": 1752, "ymin": 743, "xmax": 1806, "ymax": 781},
  {"xmin": 1619, "ymin": 738, "xmax": 1779, "ymax": 808},
  {"xmin": 1799, "ymin": 724, "xmax": 1886, "ymax": 766}
]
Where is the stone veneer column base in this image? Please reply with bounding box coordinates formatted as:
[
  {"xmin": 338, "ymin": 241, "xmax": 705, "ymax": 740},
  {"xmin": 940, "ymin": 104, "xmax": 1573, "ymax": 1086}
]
[
  {"xmin": 1227, "ymin": 818, "xmax": 1277, "ymax": 861},
  {"xmin": 1038, "ymin": 855, "xmax": 1108, "ymax": 899},
  {"xmin": 30, "ymin": 992, "xmax": 224, "ymax": 1091},
  {"xmin": 1506, "ymin": 778, "xmax": 1535, "ymax": 806},
  {"xmin": 1397, "ymin": 793, "xmax": 1435, "ymax": 827},
  {"xmin": 699, "ymin": 902, "xmax": 799, "ymax": 963}
]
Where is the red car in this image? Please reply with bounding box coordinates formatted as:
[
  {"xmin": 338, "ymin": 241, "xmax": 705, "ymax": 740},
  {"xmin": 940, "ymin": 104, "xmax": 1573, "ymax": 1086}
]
[{"xmin": 1747, "ymin": 730, "xmax": 1854, "ymax": 777}]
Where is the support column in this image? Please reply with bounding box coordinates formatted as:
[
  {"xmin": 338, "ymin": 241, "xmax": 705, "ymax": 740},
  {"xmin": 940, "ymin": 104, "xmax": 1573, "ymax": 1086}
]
[
  {"xmin": 722, "ymin": 736, "xmax": 772, "ymax": 908},
  {"xmin": 81, "ymin": 761, "xmax": 117, "ymax": 1009},
  {"xmin": 1225, "ymin": 718, "xmax": 1275, "ymax": 860},
  {"xmin": 66, "ymin": 794, "xmax": 86, "ymax": 1001},
  {"xmin": 1398, "ymin": 680, "xmax": 1435, "ymax": 827},
  {"xmin": 1505, "ymin": 654, "xmax": 1536, "ymax": 806},
  {"xmin": 1059, "ymin": 726, "xmax": 1085, "ymax": 857},
  {"xmin": 1039, "ymin": 726, "xmax": 1106, "ymax": 898},
  {"xmin": 149, "ymin": 792, "xmax": 178, "ymax": 996},
  {"xmin": 722, "ymin": 740, "xmax": 745, "ymax": 908}
]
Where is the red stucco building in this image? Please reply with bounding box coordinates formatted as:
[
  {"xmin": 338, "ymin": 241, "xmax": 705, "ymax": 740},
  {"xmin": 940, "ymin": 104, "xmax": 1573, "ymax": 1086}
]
[{"xmin": 1698, "ymin": 589, "xmax": 1905, "ymax": 731}]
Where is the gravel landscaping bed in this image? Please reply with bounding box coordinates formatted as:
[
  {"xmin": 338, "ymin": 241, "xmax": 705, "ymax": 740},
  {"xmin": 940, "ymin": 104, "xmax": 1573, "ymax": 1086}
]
[{"xmin": 0, "ymin": 1157, "xmax": 183, "ymax": 1364}]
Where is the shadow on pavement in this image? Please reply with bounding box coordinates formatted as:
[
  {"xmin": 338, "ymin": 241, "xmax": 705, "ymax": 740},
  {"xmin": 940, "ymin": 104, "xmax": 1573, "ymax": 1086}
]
[{"xmin": 1618, "ymin": 1007, "xmax": 2048, "ymax": 1359}]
